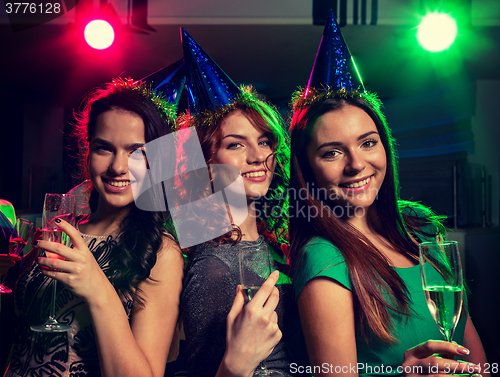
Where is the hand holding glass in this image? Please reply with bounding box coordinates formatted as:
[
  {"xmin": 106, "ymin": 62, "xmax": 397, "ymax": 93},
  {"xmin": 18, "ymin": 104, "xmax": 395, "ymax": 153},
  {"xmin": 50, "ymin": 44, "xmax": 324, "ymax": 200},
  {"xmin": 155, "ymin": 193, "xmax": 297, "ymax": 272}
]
[
  {"xmin": 238, "ymin": 242, "xmax": 283, "ymax": 376},
  {"xmin": 419, "ymin": 240, "xmax": 463, "ymax": 342},
  {"xmin": 31, "ymin": 193, "xmax": 75, "ymax": 333},
  {"xmin": 0, "ymin": 218, "xmax": 33, "ymax": 294}
]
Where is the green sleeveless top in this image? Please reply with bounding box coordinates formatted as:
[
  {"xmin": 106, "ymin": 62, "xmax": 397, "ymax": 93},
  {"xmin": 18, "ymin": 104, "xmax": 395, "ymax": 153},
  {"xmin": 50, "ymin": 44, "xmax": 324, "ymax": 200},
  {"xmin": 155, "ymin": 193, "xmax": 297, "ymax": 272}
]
[{"xmin": 294, "ymin": 237, "xmax": 467, "ymax": 376}]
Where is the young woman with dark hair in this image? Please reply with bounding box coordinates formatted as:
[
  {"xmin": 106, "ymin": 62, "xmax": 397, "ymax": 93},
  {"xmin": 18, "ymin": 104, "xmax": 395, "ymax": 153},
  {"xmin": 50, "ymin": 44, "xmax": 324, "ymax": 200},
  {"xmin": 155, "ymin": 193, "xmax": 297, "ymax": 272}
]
[
  {"xmin": 4, "ymin": 78, "xmax": 184, "ymax": 377},
  {"xmin": 290, "ymin": 90, "xmax": 489, "ymax": 377},
  {"xmin": 288, "ymin": 11, "xmax": 488, "ymax": 377}
]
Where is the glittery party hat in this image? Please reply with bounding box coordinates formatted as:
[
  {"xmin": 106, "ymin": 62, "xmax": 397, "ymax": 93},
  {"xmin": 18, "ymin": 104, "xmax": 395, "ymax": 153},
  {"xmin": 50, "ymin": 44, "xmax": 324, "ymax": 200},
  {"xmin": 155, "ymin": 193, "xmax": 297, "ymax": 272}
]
[
  {"xmin": 139, "ymin": 59, "xmax": 186, "ymax": 108},
  {"xmin": 306, "ymin": 9, "xmax": 364, "ymax": 94},
  {"xmin": 181, "ymin": 27, "xmax": 241, "ymax": 115}
]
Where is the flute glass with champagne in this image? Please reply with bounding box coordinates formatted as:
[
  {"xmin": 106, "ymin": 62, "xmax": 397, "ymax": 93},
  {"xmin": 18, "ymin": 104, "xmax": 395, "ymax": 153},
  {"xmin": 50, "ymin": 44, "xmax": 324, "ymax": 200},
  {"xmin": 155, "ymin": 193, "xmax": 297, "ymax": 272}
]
[
  {"xmin": 419, "ymin": 240, "xmax": 463, "ymax": 342},
  {"xmin": 31, "ymin": 193, "xmax": 75, "ymax": 333},
  {"xmin": 238, "ymin": 241, "xmax": 283, "ymax": 376}
]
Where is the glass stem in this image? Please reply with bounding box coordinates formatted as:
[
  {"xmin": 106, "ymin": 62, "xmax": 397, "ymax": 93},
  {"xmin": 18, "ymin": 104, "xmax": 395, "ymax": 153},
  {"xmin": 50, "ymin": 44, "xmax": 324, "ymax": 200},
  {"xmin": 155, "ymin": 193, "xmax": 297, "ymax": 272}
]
[
  {"xmin": 444, "ymin": 328, "xmax": 454, "ymax": 343},
  {"xmin": 50, "ymin": 280, "xmax": 57, "ymax": 320}
]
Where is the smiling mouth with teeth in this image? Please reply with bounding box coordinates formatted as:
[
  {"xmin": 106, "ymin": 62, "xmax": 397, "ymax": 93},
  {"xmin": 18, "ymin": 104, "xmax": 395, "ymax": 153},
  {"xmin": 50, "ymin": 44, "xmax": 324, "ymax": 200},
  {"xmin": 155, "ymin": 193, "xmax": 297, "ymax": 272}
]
[
  {"xmin": 341, "ymin": 176, "xmax": 371, "ymax": 189},
  {"xmin": 107, "ymin": 180, "xmax": 131, "ymax": 187},
  {"xmin": 242, "ymin": 171, "xmax": 266, "ymax": 178}
]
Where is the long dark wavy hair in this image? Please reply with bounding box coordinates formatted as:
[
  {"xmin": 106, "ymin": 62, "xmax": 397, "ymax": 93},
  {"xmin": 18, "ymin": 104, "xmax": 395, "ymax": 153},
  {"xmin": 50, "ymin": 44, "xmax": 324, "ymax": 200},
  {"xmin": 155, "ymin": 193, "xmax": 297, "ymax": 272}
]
[
  {"xmin": 289, "ymin": 91, "xmax": 445, "ymax": 343},
  {"xmin": 177, "ymin": 89, "xmax": 289, "ymax": 252},
  {"xmin": 74, "ymin": 78, "xmax": 175, "ymax": 307}
]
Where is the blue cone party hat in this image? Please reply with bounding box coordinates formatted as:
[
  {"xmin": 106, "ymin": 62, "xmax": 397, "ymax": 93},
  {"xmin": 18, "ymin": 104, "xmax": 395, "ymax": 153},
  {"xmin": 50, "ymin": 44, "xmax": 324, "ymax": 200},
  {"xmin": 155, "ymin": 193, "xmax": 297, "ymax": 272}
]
[
  {"xmin": 181, "ymin": 27, "xmax": 241, "ymax": 115},
  {"xmin": 139, "ymin": 59, "xmax": 186, "ymax": 108},
  {"xmin": 306, "ymin": 9, "xmax": 364, "ymax": 94}
]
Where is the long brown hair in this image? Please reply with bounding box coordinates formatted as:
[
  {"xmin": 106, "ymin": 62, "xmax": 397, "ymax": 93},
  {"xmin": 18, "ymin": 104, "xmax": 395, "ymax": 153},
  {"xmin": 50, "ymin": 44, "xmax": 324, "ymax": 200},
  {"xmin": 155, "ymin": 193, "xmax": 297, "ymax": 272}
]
[{"xmin": 289, "ymin": 91, "xmax": 445, "ymax": 343}]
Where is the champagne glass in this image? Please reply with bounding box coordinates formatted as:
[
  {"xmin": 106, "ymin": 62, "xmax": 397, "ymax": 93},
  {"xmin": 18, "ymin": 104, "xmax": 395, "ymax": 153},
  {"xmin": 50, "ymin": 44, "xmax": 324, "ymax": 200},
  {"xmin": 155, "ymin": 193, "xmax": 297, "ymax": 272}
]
[
  {"xmin": 419, "ymin": 240, "xmax": 463, "ymax": 342},
  {"xmin": 239, "ymin": 242, "xmax": 283, "ymax": 377},
  {"xmin": 31, "ymin": 193, "xmax": 75, "ymax": 333},
  {"xmin": 0, "ymin": 218, "xmax": 33, "ymax": 293}
]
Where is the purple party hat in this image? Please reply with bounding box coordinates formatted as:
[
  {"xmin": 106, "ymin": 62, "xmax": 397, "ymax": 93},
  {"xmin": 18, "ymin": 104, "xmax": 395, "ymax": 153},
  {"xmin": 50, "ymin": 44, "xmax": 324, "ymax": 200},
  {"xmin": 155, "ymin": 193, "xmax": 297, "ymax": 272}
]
[
  {"xmin": 138, "ymin": 59, "xmax": 186, "ymax": 108},
  {"xmin": 306, "ymin": 9, "xmax": 364, "ymax": 95},
  {"xmin": 181, "ymin": 27, "xmax": 241, "ymax": 115}
]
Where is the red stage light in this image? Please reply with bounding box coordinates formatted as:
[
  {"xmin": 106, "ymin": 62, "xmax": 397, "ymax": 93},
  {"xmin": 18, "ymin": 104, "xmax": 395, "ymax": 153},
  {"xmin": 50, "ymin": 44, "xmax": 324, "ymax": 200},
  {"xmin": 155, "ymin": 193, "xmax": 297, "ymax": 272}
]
[{"xmin": 84, "ymin": 20, "xmax": 115, "ymax": 50}]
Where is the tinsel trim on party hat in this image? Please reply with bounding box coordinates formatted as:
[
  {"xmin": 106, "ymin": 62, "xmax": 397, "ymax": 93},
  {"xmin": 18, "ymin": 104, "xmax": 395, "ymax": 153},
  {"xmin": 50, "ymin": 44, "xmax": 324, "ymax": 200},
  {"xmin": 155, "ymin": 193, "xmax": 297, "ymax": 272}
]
[
  {"xmin": 139, "ymin": 59, "xmax": 186, "ymax": 110},
  {"xmin": 291, "ymin": 86, "xmax": 365, "ymax": 111},
  {"xmin": 109, "ymin": 78, "xmax": 178, "ymax": 123},
  {"xmin": 176, "ymin": 85, "xmax": 261, "ymax": 131}
]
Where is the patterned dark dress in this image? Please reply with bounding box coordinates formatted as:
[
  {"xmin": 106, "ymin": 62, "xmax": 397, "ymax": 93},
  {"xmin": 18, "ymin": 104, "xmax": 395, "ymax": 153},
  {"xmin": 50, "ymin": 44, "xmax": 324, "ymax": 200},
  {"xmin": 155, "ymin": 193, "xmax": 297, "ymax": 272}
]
[{"xmin": 4, "ymin": 232, "xmax": 133, "ymax": 377}]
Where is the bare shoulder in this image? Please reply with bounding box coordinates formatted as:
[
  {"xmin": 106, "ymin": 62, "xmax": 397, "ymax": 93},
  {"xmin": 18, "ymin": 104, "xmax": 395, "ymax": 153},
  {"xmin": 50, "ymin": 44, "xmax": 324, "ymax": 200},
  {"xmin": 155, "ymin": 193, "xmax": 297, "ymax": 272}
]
[
  {"xmin": 158, "ymin": 233, "xmax": 182, "ymax": 257},
  {"xmin": 148, "ymin": 233, "xmax": 184, "ymax": 281},
  {"xmin": 131, "ymin": 233, "xmax": 183, "ymax": 376},
  {"xmin": 135, "ymin": 233, "xmax": 184, "ymax": 309}
]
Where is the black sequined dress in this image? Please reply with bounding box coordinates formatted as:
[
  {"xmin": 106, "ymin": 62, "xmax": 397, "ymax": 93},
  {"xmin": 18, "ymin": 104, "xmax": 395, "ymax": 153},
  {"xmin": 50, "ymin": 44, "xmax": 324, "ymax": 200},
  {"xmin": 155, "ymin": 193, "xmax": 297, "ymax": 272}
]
[{"xmin": 4, "ymin": 232, "xmax": 133, "ymax": 377}]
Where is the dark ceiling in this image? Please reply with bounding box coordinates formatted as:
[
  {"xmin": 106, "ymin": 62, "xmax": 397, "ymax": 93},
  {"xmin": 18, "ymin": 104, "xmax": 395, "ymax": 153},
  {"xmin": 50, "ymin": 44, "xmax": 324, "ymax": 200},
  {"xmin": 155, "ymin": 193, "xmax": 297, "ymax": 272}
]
[{"xmin": 1, "ymin": 19, "xmax": 500, "ymax": 112}]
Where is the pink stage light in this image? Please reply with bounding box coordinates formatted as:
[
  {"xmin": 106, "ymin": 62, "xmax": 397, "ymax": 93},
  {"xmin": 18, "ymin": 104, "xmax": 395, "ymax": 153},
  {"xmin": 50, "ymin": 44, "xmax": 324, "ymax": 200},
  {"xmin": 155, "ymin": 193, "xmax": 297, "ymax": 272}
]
[{"xmin": 84, "ymin": 20, "xmax": 115, "ymax": 50}]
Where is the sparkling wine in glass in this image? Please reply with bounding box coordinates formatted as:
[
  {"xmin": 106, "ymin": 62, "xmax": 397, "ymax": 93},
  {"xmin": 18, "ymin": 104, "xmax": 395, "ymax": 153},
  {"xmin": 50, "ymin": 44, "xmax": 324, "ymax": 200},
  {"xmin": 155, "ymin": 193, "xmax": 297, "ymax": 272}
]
[
  {"xmin": 239, "ymin": 242, "xmax": 272, "ymax": 303},
  {"xmin": 239, "ymin": 241, "xmax": 283, "ymax": 376},
  {"xmin": 419, "ymin": 240, "xmax": 463, "ymax": 342},
  {"xmin": 31, "ymin": 193, "xmax": 75, "ymax": 333},
  {"xmin": 0, "ymin": 218, "xmax": 33, "ymax": 294}
]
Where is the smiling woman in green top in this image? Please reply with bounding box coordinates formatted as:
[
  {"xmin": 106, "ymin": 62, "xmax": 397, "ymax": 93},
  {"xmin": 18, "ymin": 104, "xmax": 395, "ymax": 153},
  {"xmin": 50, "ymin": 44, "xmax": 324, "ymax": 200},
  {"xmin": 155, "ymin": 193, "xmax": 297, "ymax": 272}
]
[{"xmin": 287, "ymin": 10, "xmax": 489, "ymax": 377}]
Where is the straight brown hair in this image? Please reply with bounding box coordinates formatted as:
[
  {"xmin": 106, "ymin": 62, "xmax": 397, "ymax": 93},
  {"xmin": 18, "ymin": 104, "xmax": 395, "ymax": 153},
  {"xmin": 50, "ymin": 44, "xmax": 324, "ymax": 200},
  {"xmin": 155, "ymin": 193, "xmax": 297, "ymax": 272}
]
[{"xmin": 289, "ymin": 92, "xmax": 445, "ymax": 343}]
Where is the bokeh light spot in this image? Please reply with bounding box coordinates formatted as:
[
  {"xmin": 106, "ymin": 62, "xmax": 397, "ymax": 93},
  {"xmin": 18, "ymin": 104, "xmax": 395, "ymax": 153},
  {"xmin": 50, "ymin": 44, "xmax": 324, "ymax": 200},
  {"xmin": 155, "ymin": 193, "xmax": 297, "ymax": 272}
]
[
  {"xmin": 84, "ymin": 20, "xmax": 115, "ymax": 50},
  {"xmin": 417, "ymin": 13, "xmax": 457, "ymax": 52}
]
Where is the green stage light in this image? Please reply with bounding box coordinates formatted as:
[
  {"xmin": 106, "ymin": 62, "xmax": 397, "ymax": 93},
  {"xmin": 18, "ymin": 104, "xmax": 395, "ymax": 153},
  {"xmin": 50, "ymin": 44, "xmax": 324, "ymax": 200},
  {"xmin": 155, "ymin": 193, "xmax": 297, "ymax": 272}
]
[{"xmin": 417, "ymin": 13, "xmax": 458, "ymax": 52}]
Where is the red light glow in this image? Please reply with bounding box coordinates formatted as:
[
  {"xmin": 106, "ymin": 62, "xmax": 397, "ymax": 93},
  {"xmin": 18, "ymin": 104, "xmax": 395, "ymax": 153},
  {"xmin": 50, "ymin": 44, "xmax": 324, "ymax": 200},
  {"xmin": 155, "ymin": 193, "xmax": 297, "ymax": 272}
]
[{"xmin": 84, "ymin": 20, "xmax": 115, "ymax": 50}]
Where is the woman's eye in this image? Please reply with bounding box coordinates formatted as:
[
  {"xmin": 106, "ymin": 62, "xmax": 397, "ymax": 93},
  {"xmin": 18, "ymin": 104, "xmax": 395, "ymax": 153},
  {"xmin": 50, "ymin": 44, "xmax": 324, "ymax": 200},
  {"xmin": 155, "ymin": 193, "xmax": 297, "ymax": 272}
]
[
  {"xmin": 362, "ymin": 140, "xmax": 378, "ymax": 148},
  {"xmin": 94, "ymin": 145, "xmax": 111, "ymax": 153},
  {"xmin": 130, "ymin": 148, "xmax": 146, "ymax": 159},
  {"xmin": 322, "ymin": 150, "xmax": 340, "ymax": 159},
  {"xmin": 227, "ymin": 143, "xmax": 241, "ymax": 150}
]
